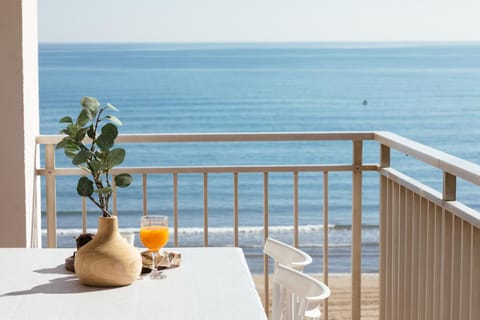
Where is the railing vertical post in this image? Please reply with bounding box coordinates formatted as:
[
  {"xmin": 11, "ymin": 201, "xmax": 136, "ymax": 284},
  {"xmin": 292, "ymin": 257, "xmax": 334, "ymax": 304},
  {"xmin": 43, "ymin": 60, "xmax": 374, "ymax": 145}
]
[
  {"xmin": 203, "ymin": 173, "xmax": 209, "ymax": 246},
  {"xmin": 380, "ymin": 143, "xmax": 390, "ymax": 168},
  {"xmin": 441, "ymin": 211, "xmax": 453, "ymax": 320},
  {"xmin": 142, "ymin": 174, "xmax": 148, "ymax": 215},
  {"xmin": 323, "ymin": 171, "xmax": 329, "ymax": 320},
  {"xmin": 443, "ymin": 172, "xmax": 456, "ymax": 201},
  {"xmin": 352, "ymin": 140, "xmax": 363, "ymax": 320},
  {"xmin": 233, "ymin": 172, "xmax": 239, "ymax": 247},
  {"xmin": 45, "ymin": 144, "xmax": 57, "ymax": 248},
  {"xmin": 471, "ymin": 226, "xmax": 480, "ymax": 319},
  {"xmin": 263, "ymin": 172, "xmax": 269, "ymax": 317},
  {"xmin": 293, "ymin": 171, "xmax": 299, "ymax": 247},
  {"xmin": 173, "ymin": 172, "xmax": 178, "ymax": 247},
  {"xmin": 379, "ymin": 144, "xmax": 390, "ymax": 319}
]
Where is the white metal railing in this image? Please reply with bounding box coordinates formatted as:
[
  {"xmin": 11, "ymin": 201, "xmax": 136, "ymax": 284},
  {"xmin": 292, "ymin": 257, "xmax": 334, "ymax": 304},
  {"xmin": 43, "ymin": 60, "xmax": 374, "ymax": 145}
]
[
  {"xmin": 35, "ymin": 131, "xmax": 480, "ymax": 320},
  {"xmin": 377, "ymin": 133, "xmax": 480, "ymax": 320}
]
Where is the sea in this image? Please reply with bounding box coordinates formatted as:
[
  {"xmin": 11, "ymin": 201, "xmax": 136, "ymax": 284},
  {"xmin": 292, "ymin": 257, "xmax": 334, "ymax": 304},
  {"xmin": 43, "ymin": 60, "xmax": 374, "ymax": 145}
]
[{"xmin": 38, "ymin": 42, "xmax": 480, "ymax": 273}]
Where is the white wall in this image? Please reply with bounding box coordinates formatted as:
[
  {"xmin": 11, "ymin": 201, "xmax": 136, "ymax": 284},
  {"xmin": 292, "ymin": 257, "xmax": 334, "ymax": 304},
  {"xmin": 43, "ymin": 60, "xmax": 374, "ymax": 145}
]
[{"xmin": 0, "ymin": 0, "xmax": 40, "ymax": 247}]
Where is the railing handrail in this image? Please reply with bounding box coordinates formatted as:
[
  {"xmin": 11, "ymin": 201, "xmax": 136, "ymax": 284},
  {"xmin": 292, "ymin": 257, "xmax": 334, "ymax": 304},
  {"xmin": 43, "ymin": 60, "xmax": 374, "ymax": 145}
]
[
  {"xmin": 37, "ymin": 130, "xmax": 480, "ymax": 187},
  {"xmin": 36, "ymin": 131, "xmax": 376, "ymax": 144},
  {"xmin": 375, "ymin": 131, "xmax": 480, "ymax": 186}
]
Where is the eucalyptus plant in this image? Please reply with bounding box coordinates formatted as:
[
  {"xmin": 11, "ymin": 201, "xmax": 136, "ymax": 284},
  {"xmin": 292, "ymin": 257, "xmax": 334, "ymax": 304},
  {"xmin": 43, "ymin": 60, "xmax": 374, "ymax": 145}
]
[{"xmin": 56, "ymin": 96, "xmax": 132, "ymax": 217}]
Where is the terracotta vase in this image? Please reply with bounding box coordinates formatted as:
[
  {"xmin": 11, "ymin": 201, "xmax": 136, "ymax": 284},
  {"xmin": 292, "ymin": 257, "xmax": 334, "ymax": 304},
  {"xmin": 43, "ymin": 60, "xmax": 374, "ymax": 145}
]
[{"xmin": 74, "ymin": 216, "xmax": 142, "ymax": 287}]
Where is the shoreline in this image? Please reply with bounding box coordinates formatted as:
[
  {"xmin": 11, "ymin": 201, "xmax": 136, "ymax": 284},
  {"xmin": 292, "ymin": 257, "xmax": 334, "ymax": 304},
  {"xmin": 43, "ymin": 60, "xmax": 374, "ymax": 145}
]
[{"xmin": 253, "ymin": 273, "xmax": 379, "ymax": 320}]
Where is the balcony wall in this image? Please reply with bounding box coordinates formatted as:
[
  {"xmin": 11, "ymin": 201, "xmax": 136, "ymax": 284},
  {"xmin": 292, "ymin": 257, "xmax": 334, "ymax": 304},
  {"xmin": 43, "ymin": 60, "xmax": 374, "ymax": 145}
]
[{"xmin": 0, "ymin": 0, "xmax": 40, "ymax": 247}]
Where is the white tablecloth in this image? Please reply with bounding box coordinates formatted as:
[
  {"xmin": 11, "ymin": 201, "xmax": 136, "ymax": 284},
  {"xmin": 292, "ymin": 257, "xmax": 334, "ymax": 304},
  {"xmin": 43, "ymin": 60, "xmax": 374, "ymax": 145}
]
[{"xmin": 0, "ymin": 247, "xmax": 267, "ymax": 320}]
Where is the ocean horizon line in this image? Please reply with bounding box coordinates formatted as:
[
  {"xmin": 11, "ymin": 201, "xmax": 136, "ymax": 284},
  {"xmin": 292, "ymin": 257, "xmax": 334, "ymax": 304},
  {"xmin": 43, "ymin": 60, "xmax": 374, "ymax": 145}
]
[{"xmin": 38, "ymin": 40, "xmax": 480, "ymax": 48}]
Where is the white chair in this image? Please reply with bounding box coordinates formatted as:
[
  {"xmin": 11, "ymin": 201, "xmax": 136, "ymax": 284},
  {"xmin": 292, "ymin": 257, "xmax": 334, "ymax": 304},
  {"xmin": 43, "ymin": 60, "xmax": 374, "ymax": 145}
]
[
  {"xmin": 264, "ymin": 238, "xmax": 322, "ymax": 319},
  {"xmin": 263, "ymin": 237, "xmax": 312, "ymax": 272},
  {"xmin": 272, "ymin": 264, "xmax": 331, "ymax": 320}
]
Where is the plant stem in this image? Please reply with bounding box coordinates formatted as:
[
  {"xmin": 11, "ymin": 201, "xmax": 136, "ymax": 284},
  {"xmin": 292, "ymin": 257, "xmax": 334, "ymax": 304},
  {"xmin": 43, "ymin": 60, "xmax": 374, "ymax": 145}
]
[
  {"xmin": 86, "ymin": 108, "xmax": 111, "ymax": 217},
  {"xmin": 88, "ymin": 195, "xmax": 111, "ymax": 217},
  {"xmin": 90, "ymin": 108, "xmax": 105, "ymax": 152}
]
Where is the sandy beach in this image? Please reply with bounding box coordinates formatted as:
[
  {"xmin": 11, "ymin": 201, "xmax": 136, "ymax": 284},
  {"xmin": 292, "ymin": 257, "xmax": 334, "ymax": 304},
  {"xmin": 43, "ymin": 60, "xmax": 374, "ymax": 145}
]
[{"xmin": 253, "ymin": 273, "xmax": 379, "ymax": 320}]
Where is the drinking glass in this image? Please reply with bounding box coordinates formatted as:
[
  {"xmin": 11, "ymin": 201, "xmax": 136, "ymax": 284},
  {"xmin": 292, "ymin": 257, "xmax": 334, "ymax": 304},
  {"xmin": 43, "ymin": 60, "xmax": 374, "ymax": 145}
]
[{"xmin": 140, "ymin": 215, "xmax": 169, "ymax": 279}]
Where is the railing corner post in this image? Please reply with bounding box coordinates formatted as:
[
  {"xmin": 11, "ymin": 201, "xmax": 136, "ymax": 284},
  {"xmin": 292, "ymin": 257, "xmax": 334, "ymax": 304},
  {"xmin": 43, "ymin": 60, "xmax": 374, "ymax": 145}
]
[
  {"xmin": 45, "ymin": 144, "xmax": 57, "ymax": 248},
  {"xmin": 352, "ymin": 140, "xmax": 363, "ymax": 320},
  {"xmin": 443, "ymin": 172, "xmax": 456, "ymax": 201},
  {"xmin": 380, "ymin": 144, "xmax": 391, "ymax": 168}
]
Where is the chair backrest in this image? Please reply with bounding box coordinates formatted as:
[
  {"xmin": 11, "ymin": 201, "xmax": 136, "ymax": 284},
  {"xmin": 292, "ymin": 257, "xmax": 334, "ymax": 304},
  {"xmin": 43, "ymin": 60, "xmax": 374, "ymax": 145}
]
[
  {"xmin": 272, "ymin": 264, "xmax": 331, "ymax": 320},
  {"xmin": 263, "ymin": 237, "xmax": 312, "ymax": 272}
]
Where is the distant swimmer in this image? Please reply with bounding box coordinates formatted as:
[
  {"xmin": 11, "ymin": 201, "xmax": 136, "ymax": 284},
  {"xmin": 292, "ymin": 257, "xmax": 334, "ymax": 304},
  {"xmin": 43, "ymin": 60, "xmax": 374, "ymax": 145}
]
[{"xmin": 362, "ymin": 99, "xmax": 368, "ymax": 106}]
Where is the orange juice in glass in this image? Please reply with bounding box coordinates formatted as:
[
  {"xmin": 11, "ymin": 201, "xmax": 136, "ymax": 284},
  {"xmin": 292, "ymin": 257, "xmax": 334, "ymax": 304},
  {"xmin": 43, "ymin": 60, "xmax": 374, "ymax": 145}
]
[
  {"xmin": 140, "ymin": 215, "xmax": 169, "ymax": 279},
  {"xmin": 140, "ymin": 226, "xmax": 169, "ymax": 252}
]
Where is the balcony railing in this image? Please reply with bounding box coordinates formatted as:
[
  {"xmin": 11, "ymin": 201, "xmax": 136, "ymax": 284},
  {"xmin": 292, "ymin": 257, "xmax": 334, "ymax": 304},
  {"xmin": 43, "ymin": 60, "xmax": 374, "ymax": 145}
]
[{"xmin": 35, "ymin": 131, "xmax": 480, "ymax": 320}]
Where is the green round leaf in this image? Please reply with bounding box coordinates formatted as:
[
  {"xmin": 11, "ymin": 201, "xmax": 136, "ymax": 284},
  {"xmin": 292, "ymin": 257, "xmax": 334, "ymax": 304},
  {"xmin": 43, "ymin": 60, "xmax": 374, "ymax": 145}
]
[
  {"xmin": 56, "ymin": 136, "xmax": 73, "ymax": 150},
  {"xmin": 67, "ymin": 123, "xmax": 78, "ymax": 137},
  {"xmin": 95, "ymin": 151, "xmax": 105, "ymax": 160},
  {"xmin": 96, "ymin": 135, "xmax": 114, "ymax": 151},
  {"xmin": 80, "ymin": 96, "xmax": 100, "ymax": 117},
  {"xmin": 101, "ymin": 123, "xmax": 118, "ymax": 140},
  {"xmin": 80, "ymin": 96, "xmax": 100, "ymax": 107},
  {"xmin": 72, "ymin": 150, "xmax": 93, "ymax": 165},
  {"xmin": 96, "ymin": 123, "xmax": 118, "ymax": 151},
  {"xmin": 59, "ymin": 116, "xmax": 73, "ymax": 124},
  {"xmin": 107, "ymin": 148, "xmax": 126, "ymax": 168},
  {"xmin": 63, "ymin": 142, "xmax": 81, "ymax": 159},
  {"xmin": 77, "ymin": 177, "xmax": 94, "ymax": 197},
  {"xmin": 75, "ymin": 127, "xmax": 89, "ymax": 142},
  {"xmin": 55, "ymin": 140, "xmax": 65, "ymax": 150},
  {"xmin": 115, "ymin": 173, "xmax": 132, "ymax": 188},
  {"xmin": 76, "ymin": 109, "xmax": 91, "ymax": 127},
  {"xmin": 89, "ymin": 158, "xmax": 102, "ymax": 174}
]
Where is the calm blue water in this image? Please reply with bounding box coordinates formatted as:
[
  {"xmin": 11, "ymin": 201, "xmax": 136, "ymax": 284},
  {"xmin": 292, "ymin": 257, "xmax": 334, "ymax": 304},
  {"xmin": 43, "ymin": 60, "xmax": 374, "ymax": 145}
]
[{"xmin": 39, "ymin": 42, "xmax": 480, "ymax": 272}]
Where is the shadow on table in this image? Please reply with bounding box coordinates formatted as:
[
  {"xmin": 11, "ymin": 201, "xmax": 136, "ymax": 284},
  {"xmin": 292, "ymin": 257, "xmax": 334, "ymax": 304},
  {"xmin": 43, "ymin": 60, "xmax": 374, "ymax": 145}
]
[
  {"xmin": 1, "ymin": 265, "xmax": 115, "ymax": 296},
  {"xmin": 34, "ymin": 263, "xmax": 72, "ymax": 275}
]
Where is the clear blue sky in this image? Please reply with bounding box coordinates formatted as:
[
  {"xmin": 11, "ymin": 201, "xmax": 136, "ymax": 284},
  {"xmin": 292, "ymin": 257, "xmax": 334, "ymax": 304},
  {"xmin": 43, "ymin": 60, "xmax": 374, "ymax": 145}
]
[{"xmin": 38, "ymin": 0, "xmax": 480, "ymax": 43}]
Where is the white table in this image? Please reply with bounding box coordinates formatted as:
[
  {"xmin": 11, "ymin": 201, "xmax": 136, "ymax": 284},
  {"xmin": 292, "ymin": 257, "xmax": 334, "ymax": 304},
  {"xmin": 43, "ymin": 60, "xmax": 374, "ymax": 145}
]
[{"xmin": 0, "ymin": 247, "xmax": 267, "ymax": 320}]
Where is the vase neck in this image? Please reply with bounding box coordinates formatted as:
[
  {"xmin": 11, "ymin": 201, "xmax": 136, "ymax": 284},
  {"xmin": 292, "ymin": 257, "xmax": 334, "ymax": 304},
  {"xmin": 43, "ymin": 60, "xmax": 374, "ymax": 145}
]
[{"xmin": 96, "ymin": 216, "xmax": 119, "ymax": 238}]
